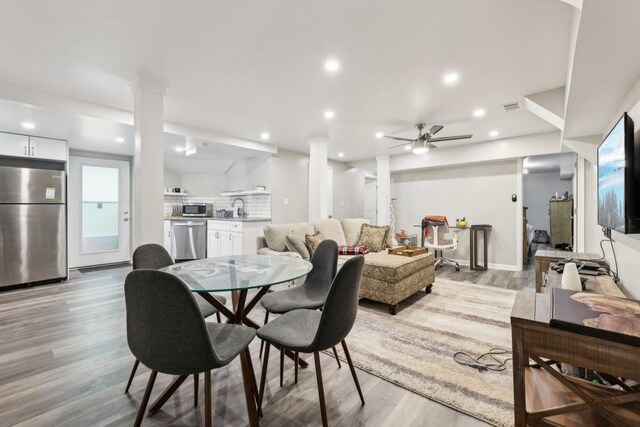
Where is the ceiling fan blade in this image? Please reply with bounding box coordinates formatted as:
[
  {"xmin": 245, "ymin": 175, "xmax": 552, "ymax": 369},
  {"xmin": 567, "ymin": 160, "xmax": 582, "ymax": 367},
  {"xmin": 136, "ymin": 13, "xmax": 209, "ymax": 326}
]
[
  {"xmin": 427, "ymin": 134, "xmax": 473, "ymax": 142},
  {"xmin": 384, "ymin": 136, "xmax": 415, "ymax": 142},
  {"xmin": 388, "ymin": 142, "xmax": 411, "ymax": 149},
  {"xmin": 428, "ymin": 125, "xmax": 444, "ymax": 136}
]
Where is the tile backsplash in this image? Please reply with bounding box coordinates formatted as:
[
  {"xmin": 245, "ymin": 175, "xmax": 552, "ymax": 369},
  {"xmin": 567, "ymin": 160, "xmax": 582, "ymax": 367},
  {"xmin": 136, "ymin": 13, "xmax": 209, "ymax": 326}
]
[{"xmin": 164, "ymin": 194, "xmax": 271, "ymax": 218}]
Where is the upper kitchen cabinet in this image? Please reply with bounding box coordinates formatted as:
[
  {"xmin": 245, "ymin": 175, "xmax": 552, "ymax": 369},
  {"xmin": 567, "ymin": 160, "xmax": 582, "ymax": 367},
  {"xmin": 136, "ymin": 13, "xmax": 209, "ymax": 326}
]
[
  {"xmin": 0, "ymin": 132, "xmax": 67, "ymax": 162},
  {"xmin": 0, "ymin": 133, "xmax": 29, "ymax": 157},
  {"xmin": 28, "ymin": 137, "xmax": 67, "ymax": 161}
]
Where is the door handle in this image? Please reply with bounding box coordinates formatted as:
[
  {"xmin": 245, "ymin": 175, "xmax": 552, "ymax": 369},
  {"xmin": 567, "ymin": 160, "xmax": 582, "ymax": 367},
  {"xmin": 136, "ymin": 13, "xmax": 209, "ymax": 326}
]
[
  {"xmin": 31, "ymin": 146, "xmax": 34, "ymax": 156},
  {"xmin": 229, "ymin": 234, "xmax": 232, "ymax": 240},
  {"xmin": 124, "ymin": 218, "xmax": 129, "ymax": 222},
  {"xmin": 24, "ymin": 145, "xmax": 27, "ymax": 156}
]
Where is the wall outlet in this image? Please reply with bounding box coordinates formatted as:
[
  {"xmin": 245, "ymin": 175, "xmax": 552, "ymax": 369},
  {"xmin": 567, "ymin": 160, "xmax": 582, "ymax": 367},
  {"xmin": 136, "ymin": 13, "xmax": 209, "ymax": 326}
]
[
  {"xmin": 340, "ymin": 200, "xmax": 345, "ymax": 206},
  {"xmin": 283, "ymin": 198, "xmax": 289, "ymax": 206}
]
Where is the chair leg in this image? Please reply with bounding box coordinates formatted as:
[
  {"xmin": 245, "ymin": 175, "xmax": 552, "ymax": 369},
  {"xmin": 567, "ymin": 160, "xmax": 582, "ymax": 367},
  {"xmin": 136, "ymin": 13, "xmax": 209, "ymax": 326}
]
[
  {"xmin": 134, "ymin": 370, "xmax": 157, "ymax": 427},
  {"xmin": 193, "ymin": 373, "xmax": 199, "ymax": 407},
  {"xmin": 215, "ymin": 311, "xmax": 221, "ymax": 323},
  {"xmin": 342, "ymin": 340, "xmax": 365, "ymax": 406},
  {"xmin": 331, "ymin": 346, "xmax": 341, "ymax": 368},
  {"xmin": 204, "ymin": 370, "xmax": 212, "ymax": 427},
  {"xmin": 259, "ymin": 311, "xmax": 270, "ymax": 358},
  {"xmin": 125, "ymin": 359, "xmax": 140, "ymax": 393},
  {"xmin": 313, "ymin": 352, "xmax": 328, "ymax": 427},
  {"xmin": 258, "ymin": 342, "xmax": 271, "ymax": 414},
  {"xmin": 294, "ymin": 352, "xmax": 299, "ymax": 384},
  {"xmin": 279, "ymin": 348, "xmax": 284, "ymax": 387}
]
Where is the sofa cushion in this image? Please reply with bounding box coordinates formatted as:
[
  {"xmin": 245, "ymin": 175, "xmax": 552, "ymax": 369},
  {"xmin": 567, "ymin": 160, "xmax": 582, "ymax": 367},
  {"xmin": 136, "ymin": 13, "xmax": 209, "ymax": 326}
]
[
  {"xmin": 362, "ymin": 251, "xmax": 434, "ymax": 282},
  {"xmin": 285, "ymin": 234, "xmax": 310, "ymax": 260},
  {"xmin": 341, "ymin": 218, "xmax": 370, "ymax": 246},
  {"xmin": 263, "ymin": 222, "xmax": 315, "ymax": 252},
  {"xmin": 357, "ymin": 223, "xmax": 389, "ymax": 253},
  {"xmin": 305, "ymin": 231, "xmax": 325, "ymax": 256},
  {"xmin": 314, "ymin": 218, "xmax": 347, "ymax": 246}
]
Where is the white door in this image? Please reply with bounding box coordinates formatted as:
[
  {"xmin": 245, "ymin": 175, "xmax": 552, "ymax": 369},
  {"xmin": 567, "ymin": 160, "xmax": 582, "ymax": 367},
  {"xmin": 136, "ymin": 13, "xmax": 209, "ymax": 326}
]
[
  {"xmin": 0, "ymin": 133, "xmax": 29, "ymax": 157},
  {"xmin": 220, "ymin": 231, "xmax": 233, "ymax": 256},
  {"xmin": 364, "ymin": 178, "xmax": 377, "ymax": 225},
  {"xmin": 69, "ymin": 157, "xmax": 131, "ymax": 268},
  {"xmin": 29, "ymin": 137, "xmax": 67, "ymax": 161},
  {"xmin": 230, "ymin": 232, "xmax": 243, "ymax": 255}
]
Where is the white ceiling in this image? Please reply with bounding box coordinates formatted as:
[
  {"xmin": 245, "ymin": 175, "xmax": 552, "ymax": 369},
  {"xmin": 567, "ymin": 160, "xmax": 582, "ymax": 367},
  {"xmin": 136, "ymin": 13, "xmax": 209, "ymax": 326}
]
[
  {"xmin": 0, "ymin": 0, "xmax": 574, "ymax": 161},
  {"xmin": 0, "ymin": 98, "xmax": 262, "ymax": 174}
]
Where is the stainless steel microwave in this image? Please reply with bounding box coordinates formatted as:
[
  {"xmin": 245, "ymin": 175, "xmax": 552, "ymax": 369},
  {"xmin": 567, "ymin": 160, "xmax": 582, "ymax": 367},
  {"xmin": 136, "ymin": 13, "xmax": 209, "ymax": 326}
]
[{"xmin": 182, "ymin": 203, "xmax": 213, "ymax": 217}]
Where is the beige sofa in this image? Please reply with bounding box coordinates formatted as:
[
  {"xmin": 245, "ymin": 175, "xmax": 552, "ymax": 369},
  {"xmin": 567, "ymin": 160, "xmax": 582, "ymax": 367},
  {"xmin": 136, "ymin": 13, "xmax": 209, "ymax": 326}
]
[{"xmin": 257, "ymin": 218, "xmax": 435, "ymax": 314}]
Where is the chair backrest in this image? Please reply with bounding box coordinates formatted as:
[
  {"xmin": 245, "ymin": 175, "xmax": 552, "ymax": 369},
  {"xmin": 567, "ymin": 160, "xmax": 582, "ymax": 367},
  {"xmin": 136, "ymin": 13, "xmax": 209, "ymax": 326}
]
[
  {"xmin": 303, "ymin": 239, "xmax": 339, "ymax": 298},
  {"xmin": 124, "ymin": 269, "xmax": 221, "ymax": 375},
  {"xmin": 132, "ymin": 243, "xmax": 174, "ymax": 270},
  {"xmin": 307, "ymin": 255, "xmax": 364, "ymax": 352}
]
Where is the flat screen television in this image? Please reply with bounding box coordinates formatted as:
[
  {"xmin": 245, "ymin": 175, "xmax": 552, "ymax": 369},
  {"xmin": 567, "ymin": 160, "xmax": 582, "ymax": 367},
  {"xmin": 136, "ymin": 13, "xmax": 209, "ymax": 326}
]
[{"xmin": 597, "ymin": 112, "xmax": 640, "ymax": 233}]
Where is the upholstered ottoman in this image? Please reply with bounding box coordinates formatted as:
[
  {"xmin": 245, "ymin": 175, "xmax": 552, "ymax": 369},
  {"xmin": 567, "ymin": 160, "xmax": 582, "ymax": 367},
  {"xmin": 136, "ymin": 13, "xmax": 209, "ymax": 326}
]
[{"xmin": 357, "ymin": 251, "xmax": 435, "ymax": 315}]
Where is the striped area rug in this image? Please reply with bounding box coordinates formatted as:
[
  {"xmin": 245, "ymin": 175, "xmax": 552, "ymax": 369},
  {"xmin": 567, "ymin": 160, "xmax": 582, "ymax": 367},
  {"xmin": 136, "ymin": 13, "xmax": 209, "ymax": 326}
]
[{"xmin": 348, "ymin": 278, "xmax": 516, "ymax": 426}]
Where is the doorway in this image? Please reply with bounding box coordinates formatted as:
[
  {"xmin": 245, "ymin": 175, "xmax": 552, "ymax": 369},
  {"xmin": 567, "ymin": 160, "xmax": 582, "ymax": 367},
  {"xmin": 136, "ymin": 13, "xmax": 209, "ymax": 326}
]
[
  {"xmin": 69, "ymin": 156, "xmax": 131, "ymax": 268},
  {"xmin": 364, "ymin": 177, "xmax": 377, "ymax": 225}
]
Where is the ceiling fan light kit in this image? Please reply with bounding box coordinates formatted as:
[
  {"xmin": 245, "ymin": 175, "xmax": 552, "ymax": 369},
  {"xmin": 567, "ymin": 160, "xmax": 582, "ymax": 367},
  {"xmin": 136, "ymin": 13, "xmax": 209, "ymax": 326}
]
[{"xmin": 385, "ymin": 122, "xmax": 473, "ymax": 154}]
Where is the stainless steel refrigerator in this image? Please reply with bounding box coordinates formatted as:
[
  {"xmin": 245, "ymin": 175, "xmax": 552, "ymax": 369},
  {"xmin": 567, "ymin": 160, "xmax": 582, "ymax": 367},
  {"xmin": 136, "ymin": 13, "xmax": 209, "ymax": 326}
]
[{"xmin": 0, "ymin": 166, "xmax": 67, "ymax": 288}]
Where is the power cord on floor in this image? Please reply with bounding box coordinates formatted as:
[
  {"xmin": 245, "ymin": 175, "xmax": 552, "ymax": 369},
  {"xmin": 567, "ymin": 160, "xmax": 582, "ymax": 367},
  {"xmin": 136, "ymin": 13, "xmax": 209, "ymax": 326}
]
[
  {"xmin": 453, "ymin": 348, "xmax": 512, "ymax": 372},
  {"xmin": 597, "ymin": 227, "xmax": 620, "ymax": 284}
]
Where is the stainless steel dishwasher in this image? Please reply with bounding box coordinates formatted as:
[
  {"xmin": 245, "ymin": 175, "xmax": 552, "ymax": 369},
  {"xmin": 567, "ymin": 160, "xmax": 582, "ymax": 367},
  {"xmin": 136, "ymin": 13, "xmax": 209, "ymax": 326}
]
[{"xmin": 171, "ymin": 221, "xmax": 207, "ymax": 260}]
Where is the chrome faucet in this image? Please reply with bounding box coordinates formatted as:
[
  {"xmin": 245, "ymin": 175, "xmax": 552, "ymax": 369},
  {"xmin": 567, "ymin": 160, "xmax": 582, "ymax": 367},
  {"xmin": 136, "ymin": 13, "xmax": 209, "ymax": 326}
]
[{"xmin": 232, "ymin": 197, "xmax": 246, "ymax": 218}]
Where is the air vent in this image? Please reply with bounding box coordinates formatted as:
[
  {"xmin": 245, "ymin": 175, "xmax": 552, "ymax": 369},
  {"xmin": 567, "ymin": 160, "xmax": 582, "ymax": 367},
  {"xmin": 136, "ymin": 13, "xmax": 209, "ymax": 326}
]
[{"xmin": 502, "ymin": 101, "xmax": 522, "ymax": 112}]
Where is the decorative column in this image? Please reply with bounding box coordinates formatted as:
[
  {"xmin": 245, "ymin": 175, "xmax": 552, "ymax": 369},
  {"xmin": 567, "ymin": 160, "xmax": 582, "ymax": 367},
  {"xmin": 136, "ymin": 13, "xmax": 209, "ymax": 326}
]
[
  {"xmin": 376, "ymin": 155, "xmax": 391, "ymax": 225},
  {"xmin": 308, "ymin": 137, "xmax": 328, "ymax": 221},
  {"xmin": 132, "ymin": 78, "xmax": 166, "ymax": 248}
]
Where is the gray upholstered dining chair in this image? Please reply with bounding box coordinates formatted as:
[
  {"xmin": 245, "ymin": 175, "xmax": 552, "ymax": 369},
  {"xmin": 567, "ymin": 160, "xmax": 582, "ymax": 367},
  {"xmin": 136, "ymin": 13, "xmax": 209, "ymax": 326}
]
[
  {"xmin": 125, "ymin": 269, "xmax": 256, "ymax": 427},
  {"xmin": 259, "ymin": 239, "xmax": 342, "ymax": 384},
  {"xmin": 257, "ymin": 256, "xmax": 366, "ymax": 427},
  {"xmin": 125, "ymin": 243, "xmax": 227, "ymax": 396}
]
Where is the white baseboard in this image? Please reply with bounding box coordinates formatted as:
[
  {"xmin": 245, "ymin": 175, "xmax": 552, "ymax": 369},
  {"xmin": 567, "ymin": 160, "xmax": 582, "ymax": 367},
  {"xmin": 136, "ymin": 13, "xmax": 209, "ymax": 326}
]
[{"xmin": 450, "ymin": 259, "xmax": 518, "ymax": 272}]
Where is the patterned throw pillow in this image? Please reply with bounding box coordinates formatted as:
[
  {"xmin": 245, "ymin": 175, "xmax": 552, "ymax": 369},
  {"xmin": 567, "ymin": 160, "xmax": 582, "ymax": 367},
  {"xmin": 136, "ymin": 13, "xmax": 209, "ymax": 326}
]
[
  {"xmin": 304, "ymin": 232, "xmax": 325, "ymax": 257},
  {"xmin": 337, "ymin": 245, "xmax": 370, "ymax": 255},
  {"xmin": 285, "ymin": 234, "xmax": 310, "ymax": 260},
  {"xmin": 357, "ymin": 224, "xmax": 389, "ymax": 253}
]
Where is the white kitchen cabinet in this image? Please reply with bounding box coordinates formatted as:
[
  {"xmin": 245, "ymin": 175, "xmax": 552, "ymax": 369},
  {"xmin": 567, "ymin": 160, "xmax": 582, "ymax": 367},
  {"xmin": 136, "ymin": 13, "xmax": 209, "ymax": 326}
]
[
  {"xmin": 230, "ymin": 232, "xmax": 243, "ymax": 255},
  {"xmin": 207, "ymin": 229, "xmax": 221, "ymax": 258},
  {"xmin": 163, "ymin": 220, "xmax": 172, "ymax": 252},
  {"xmin": 0, "ymin": 132, "xmax": 67, "ymax": 161},
  {"xmin": 0, "ymin": 133, "xmax": 29, "ymax": 158},
  {"xmin": 29, "ymin": 137, "xmax": 68, "ymax": 161},
  {"xmin": 207, "ymin": 220, "xmax": 270, "ymax": 257}
]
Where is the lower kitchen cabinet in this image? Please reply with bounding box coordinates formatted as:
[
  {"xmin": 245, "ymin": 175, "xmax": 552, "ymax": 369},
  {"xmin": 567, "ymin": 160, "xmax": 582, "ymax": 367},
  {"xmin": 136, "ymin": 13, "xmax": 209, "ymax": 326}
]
[
  {"xmin": 163, "ymin": 220, "xmax": 172, "ymax": 252},
  {"xmin": 207, "ymin": 220, "xmax": 270, "ymax": 257}
]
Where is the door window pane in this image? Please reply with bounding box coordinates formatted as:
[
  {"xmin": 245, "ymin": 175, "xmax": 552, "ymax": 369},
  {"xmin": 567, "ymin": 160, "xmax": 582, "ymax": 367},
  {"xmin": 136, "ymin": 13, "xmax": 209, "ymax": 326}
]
[{"xmin": 81, "ymin": 165, "xmax": 119, "ymax": 254}]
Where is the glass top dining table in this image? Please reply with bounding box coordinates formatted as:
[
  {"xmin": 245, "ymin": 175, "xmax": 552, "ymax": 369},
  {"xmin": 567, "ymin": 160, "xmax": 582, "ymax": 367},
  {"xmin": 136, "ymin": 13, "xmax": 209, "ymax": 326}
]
[
  {"xmin": 161, "ymin": 254, "xmax": 312, "ymax": 293},
  {"xmin": 155, "ymin": 255, "xmax": 313, "ymax": 426}
]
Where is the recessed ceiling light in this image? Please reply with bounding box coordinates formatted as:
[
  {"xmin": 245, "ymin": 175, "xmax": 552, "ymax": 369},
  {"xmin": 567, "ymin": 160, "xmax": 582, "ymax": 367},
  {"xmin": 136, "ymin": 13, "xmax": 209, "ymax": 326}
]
[
  {"xmin": 489, "ymin": 130, "xmax": 499, "ymax": 138},
  {"xmin": 375, "ymin": 132, "xmax": 384, "ymax": 139},
  {"xmin": 260, "ymin": 132, "xmax": 270, "ymax": 140},
  {"xmin": 443, "ymin": 72, "xmax": 460, "ymax": 85},
  {"xmin": 473, "ymin": 109, "xmax": 486, "ymax": 118},
  {"xmin": 324, "ymin": 59, "xmax": 340, "ymax": 72},
  {"xmin": 324, "ymin": 110, "xmax": 335, "ymax": 119},
  {"xmin": 114, "ymin": 137, "xmax": 125, "ymax": 143},
  {"xmin": 21, "ymin": 122, "xmax": 35, "ymax": 130},
  {"xmin": 175, "ymin": 147, "xmax": 186, "ymax": 152},
  {"xmin": 404, "ymin": 145, "xmax": 412, "ymax": 150},
  {"xmin": 338, "ymin": 152, "xmax": 344, "ymax": 158}
]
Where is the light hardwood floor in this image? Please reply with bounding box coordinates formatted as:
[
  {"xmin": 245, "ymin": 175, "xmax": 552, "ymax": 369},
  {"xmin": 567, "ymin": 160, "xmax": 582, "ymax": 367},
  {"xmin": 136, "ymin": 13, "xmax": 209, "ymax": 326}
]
[{"xmin": 0, "ymin": 261, "xmax": 534, "ymax": 427}]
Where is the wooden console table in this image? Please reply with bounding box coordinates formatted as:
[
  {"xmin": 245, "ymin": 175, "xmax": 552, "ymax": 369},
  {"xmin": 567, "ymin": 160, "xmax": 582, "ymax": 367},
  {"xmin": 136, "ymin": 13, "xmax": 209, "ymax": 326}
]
[
  {"xmin": 534, "ymin": 250, "xmax": 607, "ymax": 292},
  {"xmin": 511, "ymin": 289, "xmax": 640, "ymax": 426}
]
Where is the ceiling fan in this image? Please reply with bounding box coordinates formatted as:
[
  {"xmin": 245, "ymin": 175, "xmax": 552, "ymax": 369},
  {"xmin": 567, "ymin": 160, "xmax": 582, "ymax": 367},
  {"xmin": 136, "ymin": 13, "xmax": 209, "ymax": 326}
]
[{"xmin": 385, "ymin": 123, "xmax": 472, "ymax": 154}]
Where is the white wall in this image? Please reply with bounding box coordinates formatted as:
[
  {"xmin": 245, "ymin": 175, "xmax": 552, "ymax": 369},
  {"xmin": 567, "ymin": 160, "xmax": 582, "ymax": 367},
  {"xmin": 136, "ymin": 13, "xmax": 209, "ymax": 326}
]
[
  {"xmin": 181, "ymin": 173, "xmax": 226, "ymax": 196},
  {"xmin": 392, "ymin": 160, "xmax": 519, "ymax": 270},
  {"xmin": 523, "ymin": 171, "xmax": 573, "ymax": 232},
  {"xmin": 164, "ymin": 167, "xmax": 182, "ymax": 189},
  {"xmin": 270, "ymin": 150, "xmax": 309, "ymax": 223},
  {"xmin": 225, "ymin": 155, "xmax": 271, "ymax": 191}
]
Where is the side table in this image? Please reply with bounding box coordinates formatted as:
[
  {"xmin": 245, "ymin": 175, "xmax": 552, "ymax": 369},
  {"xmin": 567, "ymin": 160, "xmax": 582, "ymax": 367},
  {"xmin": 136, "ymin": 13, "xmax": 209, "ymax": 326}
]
[{"xmin": 470, "ymin": 225, "xmax": 492, "ymax": 270}]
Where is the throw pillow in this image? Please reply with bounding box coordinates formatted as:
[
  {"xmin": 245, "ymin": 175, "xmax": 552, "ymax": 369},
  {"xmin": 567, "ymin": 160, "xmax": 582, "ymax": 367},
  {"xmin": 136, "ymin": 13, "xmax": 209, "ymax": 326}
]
[
  {"xmin": 285, "ymin": 234, "xmax": 310, "ymax": 260},
  {"xmin": 357, "ymin": 223, "xmax": 389, "ymax": 253},
  {"xmin": 305, "ymin": 231, "xmax": 325, "ymax": 256}
]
